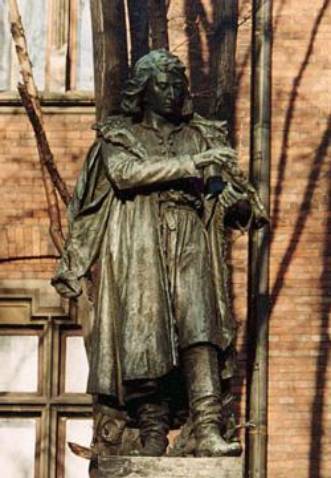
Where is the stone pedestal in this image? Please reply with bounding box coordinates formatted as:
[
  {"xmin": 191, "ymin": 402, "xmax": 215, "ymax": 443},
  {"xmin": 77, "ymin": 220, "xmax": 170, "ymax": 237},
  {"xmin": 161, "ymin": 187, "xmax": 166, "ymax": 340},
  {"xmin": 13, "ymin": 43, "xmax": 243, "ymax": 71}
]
[{"xmin": 98, "ymin": 456, "xmax": 243, "ymax": 478}]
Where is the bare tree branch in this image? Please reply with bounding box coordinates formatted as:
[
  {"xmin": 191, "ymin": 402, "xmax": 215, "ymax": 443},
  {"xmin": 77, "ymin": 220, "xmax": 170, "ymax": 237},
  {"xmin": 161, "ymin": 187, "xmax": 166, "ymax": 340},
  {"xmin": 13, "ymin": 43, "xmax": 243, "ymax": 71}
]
[
  {"xmin": 8, "ymin": 0, "xmax": 71, "ymax": 207},
  {"xmin": 8, "ymin": 0, "xmax": 70, "ymax": 252},
  {"xmin": 18, "ymin": 84, "xmax": 65, "ymax": 252}
]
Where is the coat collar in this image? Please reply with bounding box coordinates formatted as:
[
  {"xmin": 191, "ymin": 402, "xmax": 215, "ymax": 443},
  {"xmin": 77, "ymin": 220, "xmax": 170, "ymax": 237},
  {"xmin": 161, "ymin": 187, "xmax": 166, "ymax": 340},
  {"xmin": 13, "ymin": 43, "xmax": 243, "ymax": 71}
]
[{"xmin": 140, "ymin": 110, "xmax": 186, "ymax": 134}]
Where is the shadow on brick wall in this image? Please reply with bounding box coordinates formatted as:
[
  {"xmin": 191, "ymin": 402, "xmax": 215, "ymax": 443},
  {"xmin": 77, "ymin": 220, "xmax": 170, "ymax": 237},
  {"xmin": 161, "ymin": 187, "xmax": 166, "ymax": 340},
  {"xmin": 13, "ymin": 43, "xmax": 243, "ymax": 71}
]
[
  {"xmin": 256, "ymin": 2, "xmax": 330, "ymax": 475},
  {"xmin": 308, "ymin": 119, "xmax": 331, "ymax": 477},
  {"xmin": 271, "ymin": 0, "xmax": 331, "ymax": 240},
  {"xmin": 268, "ymin": 0, "xmax": 331, "ymax": 472},
  {"xmin": 270, "ymin": 114, "xmax": 331, "ymax": 475},
  {"xmin": 235, "ymin": 1, "xmax": 331, "ymax": 474}
]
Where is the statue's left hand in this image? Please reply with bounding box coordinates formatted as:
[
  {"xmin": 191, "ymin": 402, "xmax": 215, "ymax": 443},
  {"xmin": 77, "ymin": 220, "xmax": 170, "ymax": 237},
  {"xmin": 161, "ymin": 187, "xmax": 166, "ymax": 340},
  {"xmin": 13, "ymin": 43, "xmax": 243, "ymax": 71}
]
[
  {"xmin": 218, "ymin": 183, "xmax": 248, "ymax": 209},
  {"xmin": 217, "ymin": 184, "xmax": 254, "ymax": 231}
]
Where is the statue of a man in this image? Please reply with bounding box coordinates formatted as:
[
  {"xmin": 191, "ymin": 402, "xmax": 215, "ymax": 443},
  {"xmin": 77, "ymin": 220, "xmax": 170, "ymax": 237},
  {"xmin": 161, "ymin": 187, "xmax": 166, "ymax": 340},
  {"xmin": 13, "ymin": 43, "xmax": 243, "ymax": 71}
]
[{"xmin": 52, "ymin": 49, "xmax": 267, "ymax": 458}]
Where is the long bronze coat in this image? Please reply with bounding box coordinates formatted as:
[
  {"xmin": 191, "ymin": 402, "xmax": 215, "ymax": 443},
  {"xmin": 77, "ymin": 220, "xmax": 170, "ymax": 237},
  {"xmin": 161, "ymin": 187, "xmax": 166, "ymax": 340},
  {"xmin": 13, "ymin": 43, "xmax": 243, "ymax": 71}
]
[{"xmin": 52, "ymin": 114, "xmax": 267, "ymax": 398}]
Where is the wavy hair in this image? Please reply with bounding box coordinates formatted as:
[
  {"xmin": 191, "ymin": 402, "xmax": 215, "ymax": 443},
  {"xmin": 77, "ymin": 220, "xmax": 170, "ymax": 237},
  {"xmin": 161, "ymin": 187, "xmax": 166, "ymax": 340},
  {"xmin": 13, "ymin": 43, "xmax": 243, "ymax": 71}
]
[{"xmin": 121, "ymin": 49, "xmax": 193, "ymax": 117}]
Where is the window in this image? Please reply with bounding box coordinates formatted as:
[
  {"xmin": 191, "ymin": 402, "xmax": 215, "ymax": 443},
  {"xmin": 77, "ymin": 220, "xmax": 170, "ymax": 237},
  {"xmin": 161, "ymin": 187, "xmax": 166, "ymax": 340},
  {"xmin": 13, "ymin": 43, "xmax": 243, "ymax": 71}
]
[
  {"xmin": 0, "ymin": 0, "xmax": 94, "ymax": 96},
  {"xmin": 0, "ymin": 299, "xmax": 92, "ymax": 478}
]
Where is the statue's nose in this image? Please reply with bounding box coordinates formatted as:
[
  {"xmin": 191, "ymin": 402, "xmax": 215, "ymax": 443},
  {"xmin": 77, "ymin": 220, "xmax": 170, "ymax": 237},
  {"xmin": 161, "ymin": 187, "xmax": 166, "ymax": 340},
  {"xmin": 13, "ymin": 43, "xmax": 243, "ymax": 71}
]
[{"xmin": 167, "ymin": 86, "xmax": 175, "ymax": 100}]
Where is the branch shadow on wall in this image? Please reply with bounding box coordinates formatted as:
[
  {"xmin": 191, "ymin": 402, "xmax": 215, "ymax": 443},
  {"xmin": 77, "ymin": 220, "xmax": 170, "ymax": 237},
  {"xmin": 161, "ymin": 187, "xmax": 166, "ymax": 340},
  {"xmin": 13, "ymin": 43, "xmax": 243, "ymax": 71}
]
[
  {"xmin": 269, "ymin": 0, "xmax": 330, "ymax": 334},
  {"xmin": 265, "ymin": 2, "xmax": 330, "ymax": 475},
  {"xmin": 270, "ymin": 118, "xmax": 331, "ymax": 310},
  {"xmin": 271, "ymin": 114, "xmax": 330, "ymax": 476},
  {"xmin": 271, "ymin": 0, "xmax": 331, "ymax": 236},
  {"xmin": 308, "ymin": 118, "xmax": 331, "ymax": 478},
  {"xmin": 267, "ymin": 1, "xmax": 330, "ymax": 473}
]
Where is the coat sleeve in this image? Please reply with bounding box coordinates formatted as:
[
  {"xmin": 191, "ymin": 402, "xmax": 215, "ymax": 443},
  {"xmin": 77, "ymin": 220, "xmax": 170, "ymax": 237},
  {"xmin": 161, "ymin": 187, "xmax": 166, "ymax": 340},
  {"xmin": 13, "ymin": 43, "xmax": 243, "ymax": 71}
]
[{"xmin": 101, "ymin": 141, "xmax": 199, "ymax": 190}]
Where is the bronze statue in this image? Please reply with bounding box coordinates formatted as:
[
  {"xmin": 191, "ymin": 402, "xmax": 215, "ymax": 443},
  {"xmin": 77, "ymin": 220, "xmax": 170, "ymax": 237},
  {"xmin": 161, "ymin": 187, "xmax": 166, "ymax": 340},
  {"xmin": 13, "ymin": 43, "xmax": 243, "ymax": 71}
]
[{"xmin": 52, "ymin": 49, "xmax": 267, "ymax": 458}]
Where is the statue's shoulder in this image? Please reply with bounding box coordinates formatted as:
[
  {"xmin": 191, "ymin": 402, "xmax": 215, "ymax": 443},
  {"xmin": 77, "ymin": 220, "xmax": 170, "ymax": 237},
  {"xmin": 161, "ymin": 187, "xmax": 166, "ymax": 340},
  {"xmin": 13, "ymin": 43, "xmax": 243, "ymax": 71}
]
[
  {"xmin": 189, "ymin": 113, "xmax": 229, "ymax": 144},
  {"xmin": 92, "ymin": 114, "xmax": 134, "ymax": 140},
  {"xmin": 92, "ymin": 115, "xmax": 145, "ymax": 159}
]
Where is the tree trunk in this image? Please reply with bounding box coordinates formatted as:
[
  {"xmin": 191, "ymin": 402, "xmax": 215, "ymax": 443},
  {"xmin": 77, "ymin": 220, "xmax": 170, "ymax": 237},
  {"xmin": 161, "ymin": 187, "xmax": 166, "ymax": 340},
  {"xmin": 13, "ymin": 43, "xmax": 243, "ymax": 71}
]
[
  {"xmin": 90, "ymin": 0, "xmax": 129, "ymax": 121},
  {"xmin": 127, "ymin": 0, "xmax": 149, "ymax": 66},
  {"xmin": 147, "ymin": 0, "xmax": 169, "ymax": 50},
  {"xmin": 209, "ymin": 1, "xmax": 238, "ymax": 138}
]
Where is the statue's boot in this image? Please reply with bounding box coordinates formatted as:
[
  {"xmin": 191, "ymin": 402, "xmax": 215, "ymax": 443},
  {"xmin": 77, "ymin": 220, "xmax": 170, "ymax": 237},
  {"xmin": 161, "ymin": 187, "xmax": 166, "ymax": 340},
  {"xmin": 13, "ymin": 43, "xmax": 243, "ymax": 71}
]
[
  {"xmin": 135, "ymin": 400, "xmax": 170, "ymax": 456},
  {"xmin": 183, "ymin": 345, "xmax": 242, "ymax": 457}
]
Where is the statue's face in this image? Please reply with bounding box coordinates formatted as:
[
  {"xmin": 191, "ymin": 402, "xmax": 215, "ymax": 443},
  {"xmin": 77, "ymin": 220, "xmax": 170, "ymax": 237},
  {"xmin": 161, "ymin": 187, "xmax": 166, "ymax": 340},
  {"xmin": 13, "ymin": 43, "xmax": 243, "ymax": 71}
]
[{"xmin": 143, "ymin": 71, "xmax": 186, "ymax": 118}]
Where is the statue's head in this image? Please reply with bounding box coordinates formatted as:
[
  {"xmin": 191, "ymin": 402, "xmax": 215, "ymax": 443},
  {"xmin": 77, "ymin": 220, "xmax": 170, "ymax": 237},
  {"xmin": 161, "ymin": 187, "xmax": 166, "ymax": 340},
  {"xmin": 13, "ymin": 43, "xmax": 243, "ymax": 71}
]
[{"xmin": 121, "ymin": 49, "xmax": 193, "ymax": 119}]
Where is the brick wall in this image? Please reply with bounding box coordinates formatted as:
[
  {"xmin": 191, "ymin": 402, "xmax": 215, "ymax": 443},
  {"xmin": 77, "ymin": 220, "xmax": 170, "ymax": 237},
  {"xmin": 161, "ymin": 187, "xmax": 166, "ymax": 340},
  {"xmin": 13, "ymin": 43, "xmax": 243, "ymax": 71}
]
[
  {"xmin": 0, "ymin": 109, "xmax": 95, "ymax": 279},
  {"xmin": 0, "ymin": 1, "xmax": 330, "ymax": 477},
  {"xmin": 269, "ymin": 1, "xmax": 331, "ymax": 476}
]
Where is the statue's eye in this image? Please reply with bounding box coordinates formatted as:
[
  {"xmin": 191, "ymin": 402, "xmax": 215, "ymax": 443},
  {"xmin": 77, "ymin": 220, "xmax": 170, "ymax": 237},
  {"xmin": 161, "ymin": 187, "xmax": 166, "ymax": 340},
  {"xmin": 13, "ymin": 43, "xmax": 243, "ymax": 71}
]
[
  {"xmin": 173, "ymin": 83, "xmax": 183, "ymax": 92},
  {"xmin": 158, "ymin": 82, "xmax": 167, "ymax": 89}
]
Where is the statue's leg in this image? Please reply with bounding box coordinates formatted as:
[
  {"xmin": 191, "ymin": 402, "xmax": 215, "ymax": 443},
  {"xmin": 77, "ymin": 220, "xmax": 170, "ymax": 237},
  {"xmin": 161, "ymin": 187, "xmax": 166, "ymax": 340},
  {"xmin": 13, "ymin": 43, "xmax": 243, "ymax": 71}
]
[
  {"xmin": 133, "ymin": 398, "xmax": 170, "ymax": 456},
  {"xmin": 182, "ymin": 344, "xmax": 242, "ymax": 457},
  {"xmin": 126, "ymin": 380, "xmax": 170, "ymax": 457},
  {"xmin": 126, "ymin": 397, "xmax": 170, "ymax": 456}
]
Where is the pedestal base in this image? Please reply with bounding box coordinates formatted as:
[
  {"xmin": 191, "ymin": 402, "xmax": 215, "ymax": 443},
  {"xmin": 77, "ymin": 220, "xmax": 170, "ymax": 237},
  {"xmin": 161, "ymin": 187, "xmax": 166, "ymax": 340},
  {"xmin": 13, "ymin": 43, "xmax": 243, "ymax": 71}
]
[{"xmin": 98, "ymin": 456, "xmax": 243, "ymax": 478}]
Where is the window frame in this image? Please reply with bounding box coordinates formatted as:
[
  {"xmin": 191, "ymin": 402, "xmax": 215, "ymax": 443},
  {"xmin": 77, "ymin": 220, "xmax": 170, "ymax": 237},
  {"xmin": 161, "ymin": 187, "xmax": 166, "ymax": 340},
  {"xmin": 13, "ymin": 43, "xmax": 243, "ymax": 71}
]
[
  {"xmin": 0, "ymin": 0, "xmax": 95, "ymax": 102},
  {"xmin": 0, "ymin": 411, "xmax": 43, "ymax": 478},
  {"xmin": 0, "ymin": 296, "xmax": 92, "ymax": 478}
]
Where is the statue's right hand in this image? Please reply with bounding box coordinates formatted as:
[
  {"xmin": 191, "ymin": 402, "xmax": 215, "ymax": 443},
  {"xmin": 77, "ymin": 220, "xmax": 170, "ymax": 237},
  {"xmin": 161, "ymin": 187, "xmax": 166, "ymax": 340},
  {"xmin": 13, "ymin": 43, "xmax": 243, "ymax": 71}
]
[
  {"xmin": 193, "ymin": 147, "xmax": 237, "ymax": 169},
  {"xmin": 51, "ymin": 274, "xmax": 82, "ymax": 299}
]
